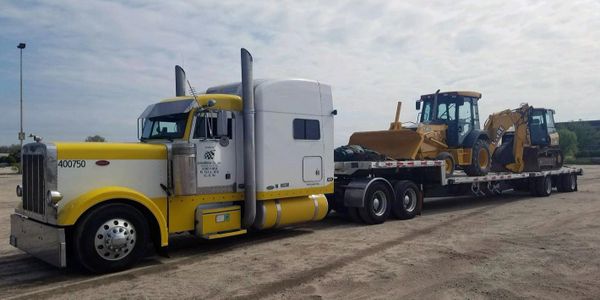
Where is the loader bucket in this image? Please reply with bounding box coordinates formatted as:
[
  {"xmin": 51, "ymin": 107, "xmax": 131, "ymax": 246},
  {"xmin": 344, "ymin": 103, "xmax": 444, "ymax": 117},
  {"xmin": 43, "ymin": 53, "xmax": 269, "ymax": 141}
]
[{"xmin": 349, "ymin": 129, "xmax": 424, "ymax": 160}]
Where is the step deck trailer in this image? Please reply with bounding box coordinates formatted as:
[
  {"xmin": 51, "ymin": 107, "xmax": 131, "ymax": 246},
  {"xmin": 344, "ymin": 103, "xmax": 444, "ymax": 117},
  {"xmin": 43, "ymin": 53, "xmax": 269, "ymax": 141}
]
[{"xmin": 330, "ymin": 160, "xmax": 583, "ymax": 224}]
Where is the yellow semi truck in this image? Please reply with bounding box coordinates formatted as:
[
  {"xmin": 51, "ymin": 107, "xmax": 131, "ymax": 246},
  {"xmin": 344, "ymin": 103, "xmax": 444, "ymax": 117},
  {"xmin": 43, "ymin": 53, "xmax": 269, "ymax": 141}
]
[{"xmin": 9, "ymin": 49, "xmax": 582, "ymax": 273}]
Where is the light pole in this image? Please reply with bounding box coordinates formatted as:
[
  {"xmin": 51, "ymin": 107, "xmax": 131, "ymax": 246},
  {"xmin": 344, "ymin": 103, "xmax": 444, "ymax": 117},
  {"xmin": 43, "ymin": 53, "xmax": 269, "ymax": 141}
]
[{"xmin": 18, "ymin": 43, "xmax": 26, "ymax": 174}]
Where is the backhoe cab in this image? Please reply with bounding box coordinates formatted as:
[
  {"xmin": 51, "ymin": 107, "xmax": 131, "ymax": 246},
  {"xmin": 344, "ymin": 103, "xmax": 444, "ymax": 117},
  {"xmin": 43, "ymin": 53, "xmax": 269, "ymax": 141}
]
[{"xmin": 349, "ymin": 91, "xmax": 491, "ymax": 176}]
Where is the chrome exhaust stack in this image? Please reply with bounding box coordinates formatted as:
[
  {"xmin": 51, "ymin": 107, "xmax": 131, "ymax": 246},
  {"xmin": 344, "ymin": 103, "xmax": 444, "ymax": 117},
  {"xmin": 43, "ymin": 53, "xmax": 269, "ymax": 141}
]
[
  {"xmin": 241, "ymin": 48, "xmax": 256, "ymax": 227},
  {"xmin": 175, "ymin": 65, "xmax": 186, "ymax": 96}
]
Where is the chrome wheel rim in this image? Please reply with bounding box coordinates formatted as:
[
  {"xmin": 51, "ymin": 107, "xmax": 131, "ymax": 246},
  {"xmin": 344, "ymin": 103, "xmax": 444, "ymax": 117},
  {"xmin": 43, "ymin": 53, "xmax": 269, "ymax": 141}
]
[
  {"xmin": 403, "ymin": 189, "xmax": 417, "ymax": 212},
  {"xmin": 94, "ymin": 218, "xmax": 136, "ymax": 261},
  {"xmin": 372, "ymin": 191, "xmax": 388, "ymax": 217}
]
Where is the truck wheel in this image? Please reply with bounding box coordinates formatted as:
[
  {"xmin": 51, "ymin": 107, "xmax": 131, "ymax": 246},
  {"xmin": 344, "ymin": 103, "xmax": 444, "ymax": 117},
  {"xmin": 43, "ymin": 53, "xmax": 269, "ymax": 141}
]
[
  {"xmin": 358, "ymin": 182, "xmax": 392, "ymax": 224},
  {"xmin": 535, "ymin": 176, "xmax": 552, "ymax": 197},
  {"xmin": 529, "ymin": 179, "xmax": 538, "ymax": 196},
  {"xmin": 392, "ymin": 181, "xmax": 422, "ymax": 220},
  {"xmin": 73, "ymin": 203, "xmax": 149, "ymax": 273},
  {"xmin": 563, "ymin": 174, "xmax": 577, "ymax": 192},
  {"xmin": 556, "ymin": 175, "xmax": 567, "ymax": 192},
  {"xmin": 436, "ymin": 152, "xmax": 455, "ymax": 176},
  {"xmin": 464, "ymin": 139, "xmax": 491, "ymax": 176}
]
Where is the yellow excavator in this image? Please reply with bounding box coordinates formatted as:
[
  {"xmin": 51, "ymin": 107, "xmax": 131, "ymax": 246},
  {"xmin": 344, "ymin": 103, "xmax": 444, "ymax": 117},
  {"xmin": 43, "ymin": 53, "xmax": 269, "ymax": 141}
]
[
  {"xmin": 350, "ymin": 90, "xmax": 492, "ymax": 176},
  {"xmin": 485, "ymin": 104, "xmax": 563, "ymax": 172}
]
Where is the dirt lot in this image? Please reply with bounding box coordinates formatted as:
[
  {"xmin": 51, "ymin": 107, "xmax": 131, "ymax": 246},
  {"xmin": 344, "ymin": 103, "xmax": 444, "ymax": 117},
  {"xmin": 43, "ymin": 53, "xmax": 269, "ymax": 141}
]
[{"xmin": 0, "ymin": 166, "xmax": 599, "ymax": 299}]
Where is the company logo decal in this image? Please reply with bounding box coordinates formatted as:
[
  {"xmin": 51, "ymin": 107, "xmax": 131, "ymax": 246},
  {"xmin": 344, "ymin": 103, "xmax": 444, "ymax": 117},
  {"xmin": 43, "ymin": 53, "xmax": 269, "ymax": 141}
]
[{"xmin": 204, "ymin": 150, "xmax": 215, "ymax": 160}]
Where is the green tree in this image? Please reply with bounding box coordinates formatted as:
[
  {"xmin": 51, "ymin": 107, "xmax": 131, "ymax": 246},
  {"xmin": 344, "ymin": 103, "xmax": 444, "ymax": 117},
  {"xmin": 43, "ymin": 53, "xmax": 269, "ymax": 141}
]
[
  {"xmin": 557, "ymin": 128, "xmax": 578, "ymax": 157},
  {"xmin": 85, "ymin": 135, "xmax": 106, "ymax": 142},
  {"xmin": 0, "ymin": 144, "xmax": 21, "ymax": 153},
  {"xmin": 562, "ymin": 122, "xmax": 600, "ymax": 152}
]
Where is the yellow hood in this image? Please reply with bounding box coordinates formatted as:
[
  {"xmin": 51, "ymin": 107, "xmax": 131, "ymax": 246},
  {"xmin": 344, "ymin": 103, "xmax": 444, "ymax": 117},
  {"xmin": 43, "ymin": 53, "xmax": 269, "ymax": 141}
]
[{"xmin": 55, "ymin": 142, "xmax": 167, "ymax": 160}]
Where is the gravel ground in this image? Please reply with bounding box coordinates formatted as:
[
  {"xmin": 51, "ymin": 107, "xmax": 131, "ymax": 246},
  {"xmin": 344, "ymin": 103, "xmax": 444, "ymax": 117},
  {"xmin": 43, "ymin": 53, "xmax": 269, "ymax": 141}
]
[{"xmin": 0, "ymin": 166, "xmax": 598, "ymax": 299}]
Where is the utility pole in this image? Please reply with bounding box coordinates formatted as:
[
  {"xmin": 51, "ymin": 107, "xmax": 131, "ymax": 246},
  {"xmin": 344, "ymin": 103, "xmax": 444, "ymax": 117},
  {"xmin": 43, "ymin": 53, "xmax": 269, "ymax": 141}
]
[{"xmin": 17, "ymin": 43, "xmax": 26, "ymax": 174}]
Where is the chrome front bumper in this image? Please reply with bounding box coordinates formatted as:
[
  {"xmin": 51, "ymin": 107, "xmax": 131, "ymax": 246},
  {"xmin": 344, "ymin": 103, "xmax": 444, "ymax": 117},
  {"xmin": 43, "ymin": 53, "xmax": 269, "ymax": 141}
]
[{"xmin": 9, "ymin": 213, "xmax": 66, "ymax": 267}]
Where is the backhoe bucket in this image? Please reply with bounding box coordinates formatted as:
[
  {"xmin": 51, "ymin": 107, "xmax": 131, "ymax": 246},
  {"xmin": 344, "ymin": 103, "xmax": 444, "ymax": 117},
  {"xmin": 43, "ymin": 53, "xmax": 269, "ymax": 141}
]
[{"xmin": 349, "ymin": 130, "xmax": 424, "ymax": 160}]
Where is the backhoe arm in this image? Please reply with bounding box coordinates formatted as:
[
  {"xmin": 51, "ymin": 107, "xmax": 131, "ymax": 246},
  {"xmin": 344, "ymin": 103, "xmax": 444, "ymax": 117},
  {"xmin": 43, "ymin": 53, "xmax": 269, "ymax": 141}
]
[{"xmin": 483, "ymin": 104, "xmax": 531, "ymax": 172}]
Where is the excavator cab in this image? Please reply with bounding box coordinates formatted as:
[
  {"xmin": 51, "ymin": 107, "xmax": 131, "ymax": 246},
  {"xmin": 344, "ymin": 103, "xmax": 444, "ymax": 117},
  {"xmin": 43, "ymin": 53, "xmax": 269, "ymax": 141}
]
[{"xmin": 529, "ymin": 108, "xmax": 558, "ymax": 146}]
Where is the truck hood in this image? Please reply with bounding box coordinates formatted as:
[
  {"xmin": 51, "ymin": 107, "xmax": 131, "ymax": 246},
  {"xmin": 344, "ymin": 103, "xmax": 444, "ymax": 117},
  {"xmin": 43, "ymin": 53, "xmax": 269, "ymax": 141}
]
[{"xmin": 55, "ymin": 142, "xmax": 167, "ymax": 160}]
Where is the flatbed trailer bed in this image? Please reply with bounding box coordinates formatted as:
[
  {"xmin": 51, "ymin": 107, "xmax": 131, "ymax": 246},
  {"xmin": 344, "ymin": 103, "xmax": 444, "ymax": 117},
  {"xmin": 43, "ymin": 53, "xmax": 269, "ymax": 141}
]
[{"xmin": 330, "ymin": 160, "xmax": 583, "ymax": 224}]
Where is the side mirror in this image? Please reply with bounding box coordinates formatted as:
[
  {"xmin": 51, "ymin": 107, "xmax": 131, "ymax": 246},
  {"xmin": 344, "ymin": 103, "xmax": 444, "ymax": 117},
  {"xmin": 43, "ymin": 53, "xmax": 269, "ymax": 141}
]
[
  {"xmin": 216, "ymin": 111, "xmax": 228, "ymax": 137},
  {"xmin": 415, "ymin": 101, "xmax": 421, "ymax": 110}
]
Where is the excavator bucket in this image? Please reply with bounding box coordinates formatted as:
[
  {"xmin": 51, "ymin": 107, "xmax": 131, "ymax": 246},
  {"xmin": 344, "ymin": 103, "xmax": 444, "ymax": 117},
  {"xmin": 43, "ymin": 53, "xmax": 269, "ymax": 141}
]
[{"xmin": 349, "ymin": 129, "xmax": 424, "ymax": 160}]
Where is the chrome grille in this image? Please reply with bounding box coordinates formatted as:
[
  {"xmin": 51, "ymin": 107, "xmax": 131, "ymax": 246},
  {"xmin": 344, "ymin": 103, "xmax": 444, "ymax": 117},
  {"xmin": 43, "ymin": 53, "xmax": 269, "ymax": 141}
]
[{"xmin": 22, "ymin": 154, "xmax": 45, "ymax": 214}]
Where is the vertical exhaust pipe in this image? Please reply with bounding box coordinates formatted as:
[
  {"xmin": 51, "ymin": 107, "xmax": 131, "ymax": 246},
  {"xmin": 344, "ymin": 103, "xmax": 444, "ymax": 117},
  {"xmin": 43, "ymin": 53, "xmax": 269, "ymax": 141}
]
[
  {"xmin": 241, "ymin": 48, "xmax": 256, "ymax": 227},
  {"xmin": 432, "ymin": 89, "xmax": 440, "ymax": 120},
  {"xmin": 175, "ymin": 65, "xmax": 186, "ymax": 96}
]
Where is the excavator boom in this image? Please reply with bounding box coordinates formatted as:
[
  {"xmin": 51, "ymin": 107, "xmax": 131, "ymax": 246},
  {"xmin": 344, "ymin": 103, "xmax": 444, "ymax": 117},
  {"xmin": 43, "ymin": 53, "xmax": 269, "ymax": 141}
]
[{"xmin": 484, "ymin": 104, "xmax": 531, "ymax": 172}]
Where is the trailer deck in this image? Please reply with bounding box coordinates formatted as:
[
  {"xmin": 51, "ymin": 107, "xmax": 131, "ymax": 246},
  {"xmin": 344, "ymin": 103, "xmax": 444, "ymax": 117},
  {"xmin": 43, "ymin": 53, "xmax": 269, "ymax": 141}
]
[{"xmin": 335, "ymin": 160, "xmax": 583, "ymax": 186}]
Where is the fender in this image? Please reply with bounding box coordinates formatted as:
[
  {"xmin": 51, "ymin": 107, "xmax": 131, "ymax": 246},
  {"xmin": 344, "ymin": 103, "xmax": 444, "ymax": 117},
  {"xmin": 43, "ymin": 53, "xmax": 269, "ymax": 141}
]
[
  {"xmin": 343, "ymin": 177, "xmax": 395, "ymax": 208},
  {"xmin": 57, "ymin": 186, "xmax": 169, "ymax": 247},
  {"xmin": 461, "ymin": 129, "xmax": 489, "ymax": 148}
]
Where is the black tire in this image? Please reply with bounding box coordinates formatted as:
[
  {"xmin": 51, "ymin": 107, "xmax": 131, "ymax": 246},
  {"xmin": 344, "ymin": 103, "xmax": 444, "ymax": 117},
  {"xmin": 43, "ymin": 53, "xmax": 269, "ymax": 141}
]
[
  {"xmin": 435, "ymin": 152, "xmax": 455, "ymax": 176},
  {"xmin": 358, "ymin": 182, "xmax": 392, "ymax": 225},
  {"xmin": 563, "ymin": 173, "xmax": 577, "ymax": 192},
  {"xmin": 529, "ymin": 179, "xmax": 538, "ymax": 196},
  {"xmin": 535, "ymin": 176, "xmax": 552, "ymax": 197},
  {"xmin": 391, "ymin": 181, "xmax": 422, "ymax": 220},
  {"xmin": 464, "ymin": 139, "xmax": 491, "ymax": 176},
  {"xmin": 73, "ymin": 203, "xmax": 150, "ymax": 273},
  {"xmin": 556, "ymin": 175, "xmax": 567, "ymax": 192}
]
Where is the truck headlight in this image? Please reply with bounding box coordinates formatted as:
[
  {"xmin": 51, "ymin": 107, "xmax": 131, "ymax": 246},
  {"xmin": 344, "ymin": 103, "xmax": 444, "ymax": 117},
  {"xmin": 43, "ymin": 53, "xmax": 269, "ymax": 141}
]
[{"xmin": 46, "ymin": 190, "xmax": 63, "ymax": 205}]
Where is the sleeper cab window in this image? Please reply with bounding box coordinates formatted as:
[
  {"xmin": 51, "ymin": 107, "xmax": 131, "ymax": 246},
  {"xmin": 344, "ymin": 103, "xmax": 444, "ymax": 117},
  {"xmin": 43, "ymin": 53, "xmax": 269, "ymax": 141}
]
[{"xmin": 293, "ymin": 119, "xmax": 320, "ymax": 140}]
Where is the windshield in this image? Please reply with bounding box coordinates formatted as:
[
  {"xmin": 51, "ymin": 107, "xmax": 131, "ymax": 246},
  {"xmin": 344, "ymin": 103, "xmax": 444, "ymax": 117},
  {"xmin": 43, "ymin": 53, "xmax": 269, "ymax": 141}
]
[
  {"xmin": 420, "ymin": 95, "xmax": 476, "ymax": 124},
  {"xmin": 138, "ymin": 99, "xmax": 195, "ymax": 141},
  {"xmin": 421, "ymin": 100, "xmax": 456, "ymax": 123},
  {"xmin": 141, "ymin": 113, "xmax": 189, "ymax": 140}
]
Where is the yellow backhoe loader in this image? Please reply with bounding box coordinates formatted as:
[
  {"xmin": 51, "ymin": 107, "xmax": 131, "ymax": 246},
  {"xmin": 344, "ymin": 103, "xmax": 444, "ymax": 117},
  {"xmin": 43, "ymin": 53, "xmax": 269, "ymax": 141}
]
[
  {"xmin": 485, "ymin": 104, "xmax": 563, "ymax": 172},
  {"xmin": 349, "ymin": 90, "xmax": 492, "ymax": 176}
]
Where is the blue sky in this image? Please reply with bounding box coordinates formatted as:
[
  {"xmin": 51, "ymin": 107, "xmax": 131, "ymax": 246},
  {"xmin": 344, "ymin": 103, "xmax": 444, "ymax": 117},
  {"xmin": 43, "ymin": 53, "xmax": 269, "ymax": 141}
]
[{"xmin": 1, "ymin": 0, "xmax": 599, "ymax": 146}]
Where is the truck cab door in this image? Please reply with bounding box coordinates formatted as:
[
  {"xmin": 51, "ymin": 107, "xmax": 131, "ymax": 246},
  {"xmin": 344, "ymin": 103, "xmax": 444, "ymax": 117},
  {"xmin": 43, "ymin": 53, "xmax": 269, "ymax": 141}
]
[{"xmin": 191, "ymin": 110, "xmax": 237, "ymax": 194}]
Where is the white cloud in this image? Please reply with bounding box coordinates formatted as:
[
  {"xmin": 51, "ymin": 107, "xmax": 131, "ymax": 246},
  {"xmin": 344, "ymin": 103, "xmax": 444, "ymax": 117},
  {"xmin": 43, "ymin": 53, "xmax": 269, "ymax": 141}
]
[{"xmin": 0, "ymin": 0, "xmax": 598, "ymax": 146}]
